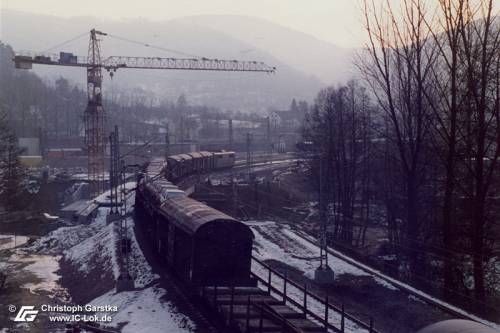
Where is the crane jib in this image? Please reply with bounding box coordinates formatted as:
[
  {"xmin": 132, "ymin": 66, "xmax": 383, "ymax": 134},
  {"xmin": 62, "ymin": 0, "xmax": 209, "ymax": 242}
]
[{"xmin": 13, "ymin": 54, "xmax": 276, "ymax": 73}]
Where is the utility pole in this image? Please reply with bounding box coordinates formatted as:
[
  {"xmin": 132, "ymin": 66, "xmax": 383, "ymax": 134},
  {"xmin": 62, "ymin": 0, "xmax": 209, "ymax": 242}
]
[
  {"xmin": 180, "ymin": 115, "xmax": 185, "ymax": 153},
  {"xmin": 107, "ymin": 126, "xmax": 120, "ymax": 221},
  {"xmin": 246, "ymin": 132, "xmax": 253, "ymax": 181},
  {"xmin": 117, "ymin": 158, "xmax": 134, "ymax": 292},
  {"xmin": 266, "ymin": 116, "xmax": 272, "ymax": 164},
  {"xmin": 315, "ymin": 155, "xmax": 334, "ymax": 284},
  {"xmin": 107, "ymin": 125, "xmax": 134, "ymax": 291},
  {"xmin": 232, "ymin": 174, "xmax": 238, "ymax": 217},
  {"xmin": 165, "ymin": 125, "xmax": 170, "ymax": 160},
  {"xmin": 319, "ymin": 155, "xmax": 327, "ymax": 268},
  {"xmin": 228, "ymin": 119, "xmax": 233, "ymax": 150}
]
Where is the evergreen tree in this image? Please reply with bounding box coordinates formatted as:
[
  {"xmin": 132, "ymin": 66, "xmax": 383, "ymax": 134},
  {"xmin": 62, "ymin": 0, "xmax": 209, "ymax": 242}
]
[
  {"xmin": 0, "ymin": 109, "xmax": 26, "ymax": 211},
  {"xmin": 290, "ymin": 98, "xmax": 298, "ymax": 113}
]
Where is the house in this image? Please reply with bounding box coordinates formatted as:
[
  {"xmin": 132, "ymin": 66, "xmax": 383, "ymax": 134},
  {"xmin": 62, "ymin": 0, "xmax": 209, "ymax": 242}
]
[{"xmin": 269, "ymin": 110, "xmax": 304, "ymax": 130}]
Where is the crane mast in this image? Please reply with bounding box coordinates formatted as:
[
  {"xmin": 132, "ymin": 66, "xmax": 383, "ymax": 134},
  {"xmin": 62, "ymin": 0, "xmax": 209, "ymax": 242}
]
[
  {"xmin": 13, "ymin": 29, "xmax": 275, "ymax": 195},
  {"xmin": 85, "ymin": 29, "xmax": 107, "ymax": 194}
]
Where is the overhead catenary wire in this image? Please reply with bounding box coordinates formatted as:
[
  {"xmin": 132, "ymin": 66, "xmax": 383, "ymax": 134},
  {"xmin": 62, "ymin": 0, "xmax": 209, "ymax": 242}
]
[
  {"xmin": 124, "ymin": 155, "xmax": 500, "ymax": 321},
  {"xmin": 192, "ymin": 181, "xmax": 500, "ymax": 315}
]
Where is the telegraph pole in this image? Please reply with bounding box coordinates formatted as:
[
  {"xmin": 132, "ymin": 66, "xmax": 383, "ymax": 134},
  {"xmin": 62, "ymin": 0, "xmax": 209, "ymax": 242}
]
[
  {"xmin": 108, "ymin": 126, "xmax": 120, "ymax": 221},
  {"xmin": 246, "ymin": 132, "xmax": 253, "ymax": 181},
  {"xmin": 107, "ymin": 125, "xmax": 134, "ymax": 291},
  {"xmin": 116, "ymin": 158, "xmax": 134, "ymax": 292},
  {"xmin": 266, "ymin": 116, "xmax": 272, "ymax": 164},
  {"xmin": 315, "ymin": 155, "xmax": 334, "ymax": 284},
  {"xmin": 165, "ymin": 125, "xmax": 170, "ymax": 160},
  {"xmin": 319, "ymin": 156, "xmax": 327, "ymax": 268},
  {"xmin": 232, "ymin": 174, "xmax": 238, "ymax": 217},
  {"xmin": 228, "ymin": 119, "xmax": 233, "ymax": 150}
]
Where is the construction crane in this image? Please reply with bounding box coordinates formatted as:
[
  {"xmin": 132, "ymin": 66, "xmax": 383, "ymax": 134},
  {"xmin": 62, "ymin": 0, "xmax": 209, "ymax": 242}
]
[{"xmin": 13, "ymin": 28, "xmax": 276, "ymax": 195}]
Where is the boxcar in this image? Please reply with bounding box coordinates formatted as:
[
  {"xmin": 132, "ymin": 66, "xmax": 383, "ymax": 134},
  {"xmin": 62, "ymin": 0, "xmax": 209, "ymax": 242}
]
[
  {"xmin": 213, "ymin": 151, "xmax": 236, "ymax": 169},
  {"xmin": 159, "ymin": 196, "xmax": 254, "ymax": 286},
  {"xmin": 136, "ymin": 187, "xmax": 255, "ymax": 287}
]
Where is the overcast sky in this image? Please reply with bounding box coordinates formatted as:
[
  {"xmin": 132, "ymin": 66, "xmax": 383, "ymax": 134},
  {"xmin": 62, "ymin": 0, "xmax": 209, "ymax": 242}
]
[{"xmin": 1, "ymin": 0, "xmax": 366, "ymax": 48}]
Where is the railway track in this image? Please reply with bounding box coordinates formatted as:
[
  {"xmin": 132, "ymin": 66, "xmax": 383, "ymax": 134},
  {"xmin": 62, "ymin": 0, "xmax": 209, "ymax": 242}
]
[
  {"xmin": 136, "ymin": 153, "xmax": 496, "ymax": 332},
  {"xmin": 290, "ymin": 229, "xmax": 499, "ymax": 330},
  {"xmin": 207, "ymin": 156, "xmax": 500, "ymax": 331},
  {"xmin": 135, "ymin": 154, "xmax": 357, "ymax": 333}
]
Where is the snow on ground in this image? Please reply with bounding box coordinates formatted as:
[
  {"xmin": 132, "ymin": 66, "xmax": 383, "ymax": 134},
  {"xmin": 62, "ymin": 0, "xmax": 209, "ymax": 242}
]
[
  {"xmin": 247, "ymin": 220, "xmax": 498, "ymax": 331},
  {"xmin": 125, "ymin": 218, "xmax": 159, "ymax": 288},
  {"xmin": 94, "ymin": 181, "xmax": 137, "ymax": 205},
  {"xmin": 83, "ymin": 192, "xmax": 192, "ymax": 332},
  {"xmin": 247, "ymin": 220, "xmax": 368, "ymax": 333},
  {"xmin": 29, "ymin": 211, "xmax": 108, "ymax": 255},
  {"xmin": 296, "ymin": 229, "xmax": 500, "ymax": 330},
  {"xmin": 247, "ymin": 220, "xmax": 389, "ymax": 284},
  {"xmin": 0, "ymin": 234, "xmax": 30, "ymax": 250},
  {"xmin": 26, "ymin": 184, "xmax": 194, "ymax": 332},
  {"xmin": 4, "ymin": 250, "xmax": 69, "ymax": 300},
  {"xmin": 252, "ymin": 260, "xmax": 366, "ymax": 333},
  {"xmin": 90, "ymin": 287, "xmax": 194, "ymax": 333},
  {"xmin": 64, "ymin": 211, "xmax": 120, "ymax": 278}
]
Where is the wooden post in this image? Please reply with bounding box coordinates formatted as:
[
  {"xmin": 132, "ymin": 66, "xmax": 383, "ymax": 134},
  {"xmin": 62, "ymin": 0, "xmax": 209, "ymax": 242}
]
[
  {"xmin": 324, "ymin": 295, "xmax": 329, "ymax": 329},
  {"xmin": 229, "ymin": 285, "xmax": 234, "ymax": 324},
  {"xmin": 303, "ymin": 284, "xmax": 308, "ymax": 316},
  {"xmin": 369, "ymin": 317, "xmax": 374, "ymax": 333},
  {"xmin": 246, "ymin": 296, "xmax": 251, "ymax": 333},
  {"xmin": 341, "ymin": 303, "xmax": 345, "ymax": 332},
  {"xmin": 268, "ymin": 269, "xmax": 272, "ymax": 294},
  {"xmin": 213, "ymin": 285, "xmax": 217, "ymax": 308}
]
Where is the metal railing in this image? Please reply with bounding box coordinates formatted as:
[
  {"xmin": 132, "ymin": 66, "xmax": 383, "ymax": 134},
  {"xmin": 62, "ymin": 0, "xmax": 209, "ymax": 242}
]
[
  {"xmin": 251, "ymin": 256, "xmax": 380, "ymax": 333},
  {"xmin": 201, "ymin": 285, "xmax": 306, "ymax": 333}
]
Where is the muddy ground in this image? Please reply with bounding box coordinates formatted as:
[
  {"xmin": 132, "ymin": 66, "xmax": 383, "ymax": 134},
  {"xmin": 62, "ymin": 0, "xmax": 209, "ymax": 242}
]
[{"xmin": 0, "ymin": 228, "xmax": 68, "ymax": 332}]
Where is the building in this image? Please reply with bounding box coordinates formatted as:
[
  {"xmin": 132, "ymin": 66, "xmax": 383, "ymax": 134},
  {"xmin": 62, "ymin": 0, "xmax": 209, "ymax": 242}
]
[{"xmin": 18, "ymin": 137, "xmax": 42, "ymax": 167}]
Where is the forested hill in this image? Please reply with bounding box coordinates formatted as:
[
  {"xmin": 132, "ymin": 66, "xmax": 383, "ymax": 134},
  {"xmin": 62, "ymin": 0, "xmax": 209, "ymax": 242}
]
[{"xmin": 0, "ymin": 42, "xmax": 86, "ymax": 138}]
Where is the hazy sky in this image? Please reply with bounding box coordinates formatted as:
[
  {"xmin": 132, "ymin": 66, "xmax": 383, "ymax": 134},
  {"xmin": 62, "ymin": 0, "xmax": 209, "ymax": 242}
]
[{"xmin": 1, "ymin": 0, "xmax": 366, "ymax": 48}]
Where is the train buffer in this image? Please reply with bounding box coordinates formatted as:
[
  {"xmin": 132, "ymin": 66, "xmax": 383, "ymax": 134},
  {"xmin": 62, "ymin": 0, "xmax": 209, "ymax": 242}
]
[{"xmin": 201, "ymin": 286, "xmax": 326, "ymax": 333}]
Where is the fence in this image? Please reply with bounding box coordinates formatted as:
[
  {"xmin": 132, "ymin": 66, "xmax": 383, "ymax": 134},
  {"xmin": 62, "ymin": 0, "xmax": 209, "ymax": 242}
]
[{"xmin": 251, "ymin": 256, "xmax": 380, "ymax": 333}]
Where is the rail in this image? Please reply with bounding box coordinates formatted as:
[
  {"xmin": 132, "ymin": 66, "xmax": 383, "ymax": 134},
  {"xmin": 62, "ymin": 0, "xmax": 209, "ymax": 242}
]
[
  {"xmin": 251, "ymin": 256, "xmax": 380, "ymax": 333},
  {"xmin": 252, "ymin": 300, "xmax": 305, "ymax": 333},
  {"xmin": 293, "ymin": 230, "xmax": 498, "ymax": 326},
  {"xmin": 202, "ymin": 285, "xmax": 312, "ymax": 333}
]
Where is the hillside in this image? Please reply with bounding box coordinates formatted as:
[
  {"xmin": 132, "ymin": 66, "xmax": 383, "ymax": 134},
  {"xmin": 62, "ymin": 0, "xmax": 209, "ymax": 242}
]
[{"xmin": 0, "ymin": 10, "xmax": 356, "ymax": 112}]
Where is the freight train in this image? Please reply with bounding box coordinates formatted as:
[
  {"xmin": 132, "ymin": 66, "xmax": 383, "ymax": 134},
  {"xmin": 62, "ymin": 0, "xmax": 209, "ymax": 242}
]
[
  {"xmin": 135, "ymin": 151, "xmax": 255, "ymax": 288},
  {"xmin": 165, "ymin": 150, "xmax": 235, "ymax": 181}
]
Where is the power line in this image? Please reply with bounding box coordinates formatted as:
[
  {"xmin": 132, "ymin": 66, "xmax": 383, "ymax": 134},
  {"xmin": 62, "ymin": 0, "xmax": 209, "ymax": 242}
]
[{"xmin": 192, "ymin": 181, "xmax": 500, "ymax": 313}]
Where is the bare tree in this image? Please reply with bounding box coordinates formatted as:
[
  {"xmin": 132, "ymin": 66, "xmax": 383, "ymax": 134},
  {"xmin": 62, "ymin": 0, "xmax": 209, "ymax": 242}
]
[
  {"xmin": 359, "ymin": 0, "xmax": 436, "ymax": 282},
  {"xmin": 454, "ymin": 0, "xmax": 500, "ymax": 301}
]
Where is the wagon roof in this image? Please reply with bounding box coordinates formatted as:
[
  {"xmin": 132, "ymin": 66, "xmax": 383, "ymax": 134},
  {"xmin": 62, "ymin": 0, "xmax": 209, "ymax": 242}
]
[
  {"xmin": 188, "ymin": 152, "xmax": 203, "ymax": 158},
  {"xmin": 214, "ymin": 151, "xmax": 235, "ymax": 155},
  {"xmin": 160, "ymin": 196, "xmax": 243, "ymax": 234},
  {"xmin": 167, "ymin": 155, "xmax": 183, "ymax": 162},
  {"xmin": 199, "ymin": 151, "xmax": 213, "ymax": 157},
  {"xmin": 178, "ymin": 154, "xmax": 193, "ymax": 160}
]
